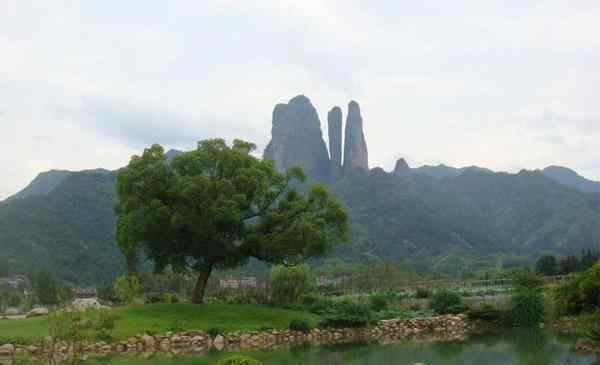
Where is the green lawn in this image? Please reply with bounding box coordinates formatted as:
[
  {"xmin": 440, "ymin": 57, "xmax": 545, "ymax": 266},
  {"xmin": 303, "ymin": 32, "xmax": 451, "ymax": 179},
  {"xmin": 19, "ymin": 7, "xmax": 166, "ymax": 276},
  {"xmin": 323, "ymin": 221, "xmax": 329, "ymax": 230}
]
[{"xmin": 0, "ymin": 304, "xmax": 320, "ymax": 343}]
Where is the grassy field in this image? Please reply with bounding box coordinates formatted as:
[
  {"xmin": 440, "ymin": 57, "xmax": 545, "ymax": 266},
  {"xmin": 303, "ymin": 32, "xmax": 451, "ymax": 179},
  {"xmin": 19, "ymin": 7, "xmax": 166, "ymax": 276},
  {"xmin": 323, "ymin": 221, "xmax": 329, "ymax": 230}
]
[{"xmin": 0, "ymin": 303, "xmax": 320, "ymax": 343}]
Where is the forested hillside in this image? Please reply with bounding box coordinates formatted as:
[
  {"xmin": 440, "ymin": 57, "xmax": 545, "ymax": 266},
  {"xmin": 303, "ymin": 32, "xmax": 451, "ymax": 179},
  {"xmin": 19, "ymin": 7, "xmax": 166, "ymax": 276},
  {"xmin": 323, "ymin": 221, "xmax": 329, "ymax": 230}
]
[{"xmin": 0, "ymin": 170, "xmax": 123, "ymax": 284}]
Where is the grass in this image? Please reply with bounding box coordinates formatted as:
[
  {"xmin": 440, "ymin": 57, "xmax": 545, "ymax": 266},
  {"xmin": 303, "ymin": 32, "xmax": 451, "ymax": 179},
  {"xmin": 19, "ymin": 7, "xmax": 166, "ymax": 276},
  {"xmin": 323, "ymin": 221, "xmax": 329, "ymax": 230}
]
[{"xmin": 0, "ymin": 304, "xmax": 321, "ymax": 343}]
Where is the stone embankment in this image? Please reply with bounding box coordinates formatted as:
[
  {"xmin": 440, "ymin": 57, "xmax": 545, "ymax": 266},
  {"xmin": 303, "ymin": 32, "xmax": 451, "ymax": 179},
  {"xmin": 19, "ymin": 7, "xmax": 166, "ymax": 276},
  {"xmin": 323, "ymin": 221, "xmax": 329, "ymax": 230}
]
[
  {"xmin": 0, "ymin": 315, "xmax": 469, "ymax": 359},
  {"xmin": 575, "ymin": 339, "xmax": 600, "ymax": 354}
]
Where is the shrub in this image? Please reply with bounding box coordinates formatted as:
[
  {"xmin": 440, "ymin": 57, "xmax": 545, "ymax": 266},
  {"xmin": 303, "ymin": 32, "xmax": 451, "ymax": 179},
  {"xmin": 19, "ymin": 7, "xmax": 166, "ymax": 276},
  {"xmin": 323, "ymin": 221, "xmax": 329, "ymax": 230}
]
[
  {"xmin": 93, "ymin": 309, "xmax": 117, "ymax": 341},
  {"xmin": 415, "ymin": 288, "xmax": 432, "ymax": 299},
  {"xmin": 112, "ymin": 275, "xmax": 142, "ymax": 304},
  {"xmin": 216, "ymin": 355, "xmax": 263, "ymax": 365},
  {"xmin": 319, "ymin": 300, "xmax": 372, "ymax": 328},
  {"xmin": 369, "ymin": 294, "xmax": 388, "ymax": 312},
  {"xmin": 430, "ymin": 290, "xmax": 464, "ymax": 315},
  {"xmin": 160, "ymin": 293, "xmax": 179, "ymax": 304},
  {"xmin": 509, "ymin": 288, "xmax": 545, "ymax": 327},
  {"xmin": 299, "ymin": 293, "xmax": 321, "ymax": 307},
  {"xmin": 512, "ymin": 270, "xmax": 544, "ymax": 290},
  {"xmin": 467, "ymin": 304, "xmax": 504, "ymax": 322},
  {"xmin": 289, "ymin": 318, "xmax": 311, "ymax": 333},
  {"xmin": 208, "ymin": 327, "xmax": 224, "ymax": 338},
  {"xmin": 270, "ymin": 265, "xmax": 314, "ymax": 307},
  {"xmin": 554, "ymin": 263, "xmax": 600, "ymax": 316}
]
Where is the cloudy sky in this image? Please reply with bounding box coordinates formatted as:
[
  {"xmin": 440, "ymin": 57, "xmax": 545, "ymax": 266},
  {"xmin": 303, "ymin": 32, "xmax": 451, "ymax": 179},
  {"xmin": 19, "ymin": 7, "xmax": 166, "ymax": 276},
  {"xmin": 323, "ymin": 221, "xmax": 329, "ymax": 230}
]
[{"xmin": 1, "ymin": 1, "xmax": 600, "ymax": 199}]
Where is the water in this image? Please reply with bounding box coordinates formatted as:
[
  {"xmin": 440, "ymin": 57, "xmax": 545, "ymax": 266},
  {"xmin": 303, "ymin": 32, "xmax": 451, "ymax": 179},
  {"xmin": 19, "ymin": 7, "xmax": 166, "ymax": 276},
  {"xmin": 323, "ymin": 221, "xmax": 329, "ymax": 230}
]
[{"xmin": 68, "ymin": 329, "xmax": 600, "ymax": 365}]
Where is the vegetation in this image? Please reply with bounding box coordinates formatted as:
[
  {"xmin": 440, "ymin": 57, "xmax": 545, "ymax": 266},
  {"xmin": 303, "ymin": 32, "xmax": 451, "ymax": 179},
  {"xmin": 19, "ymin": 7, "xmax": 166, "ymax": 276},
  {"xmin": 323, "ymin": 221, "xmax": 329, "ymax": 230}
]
[
  {"xmin": 535, "ymin": 255, "xmax": 558, "ymax": 276},
  {"xmin": 269, "ymin": 264, "xmax": 314, "ymax": 307},
  {"xmin": 554, "ymin": 262, "xmax": 600, "ymax": 316},
  {"xmin": 317, "ymin": 300, "xmax": 372, "ymax": 328},
  {"xmin": 288, "ymin": 318, "xmax": 311, "ymax": 333},
  {"xmin": 0, "ymin": 304, "xmax": 320, "ymax": 342},
  {"xmin": 508, "ymin": 270, "xmax": 545, "ymax": 327},
  {"xmin": 430, "ymin": 290, "xmax": 464, "ymax": 315},
  {"xmin": 369, "ymin": 294, "xmax": 388, "ymax": 312},
  {"xmin": 115, "ymin": 140, "xmax": 347, "ymax": 303},
  {"xmin": 216, "ymin": 356, "xmax": 263, "ymax": 365},
  {"xmin": 112, "ymin": 275, "xmax": 142, "ymax": 304}
]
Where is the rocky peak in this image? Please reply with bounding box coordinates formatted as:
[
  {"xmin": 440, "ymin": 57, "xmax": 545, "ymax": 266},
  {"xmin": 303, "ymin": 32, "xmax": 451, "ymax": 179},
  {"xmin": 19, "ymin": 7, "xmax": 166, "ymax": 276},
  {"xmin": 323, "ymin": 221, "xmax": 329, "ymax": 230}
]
[
  {"xmin": 263, "ymin": 95, "xmax": 330, "ymax": 181},
  {"xmin": 327, "ymin": 106, "xmax": 343, "ymax": 178},
  {"xmin": 393, "ymin": 158, "xmax": 411, "ymax": 175},
  {"xmin": 343, "ymin": 101, "xmax": 369, "ymax": 171}
]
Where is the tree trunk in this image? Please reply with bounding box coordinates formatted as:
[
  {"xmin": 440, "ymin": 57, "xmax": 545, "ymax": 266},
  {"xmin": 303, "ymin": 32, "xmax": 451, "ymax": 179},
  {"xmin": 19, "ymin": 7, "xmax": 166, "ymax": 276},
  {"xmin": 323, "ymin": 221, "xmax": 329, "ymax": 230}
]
[{"xmin": 191, "ymin": 263, "xmax": 214, "ymax": 304}]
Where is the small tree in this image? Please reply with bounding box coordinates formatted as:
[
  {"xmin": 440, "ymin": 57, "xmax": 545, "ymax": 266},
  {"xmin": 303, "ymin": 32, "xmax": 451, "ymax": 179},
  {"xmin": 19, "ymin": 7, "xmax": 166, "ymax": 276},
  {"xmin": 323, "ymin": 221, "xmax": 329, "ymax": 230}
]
[
  {"xmin": 509, "ymin": 270, "xmax": 545, "ymax": 327},
  {"xmin": 535, "ymin": 255, "xmax": 558, "ymax": 276},
  {"xmin": 116, "ymin": 140, "xmax": 348, "ymax": 304},
  {"xmin": 31, "ymin": 270, "xmax": 61, "ymax": 306},
  {"xmin": 270, "ymin": 264, "xmax": 314, "ymax": 306},
  {"xmin": 113, "ymin": 275, "xmax": 142, "ymax": 305}
]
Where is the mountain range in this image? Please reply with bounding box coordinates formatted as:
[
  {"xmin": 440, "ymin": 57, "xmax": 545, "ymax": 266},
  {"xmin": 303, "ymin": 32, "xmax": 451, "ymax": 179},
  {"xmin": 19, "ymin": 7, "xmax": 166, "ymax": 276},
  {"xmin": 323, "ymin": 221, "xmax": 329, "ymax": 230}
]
[{"xmin": 2, "ymin": 95, "xmax": 600, "ymax": 282}]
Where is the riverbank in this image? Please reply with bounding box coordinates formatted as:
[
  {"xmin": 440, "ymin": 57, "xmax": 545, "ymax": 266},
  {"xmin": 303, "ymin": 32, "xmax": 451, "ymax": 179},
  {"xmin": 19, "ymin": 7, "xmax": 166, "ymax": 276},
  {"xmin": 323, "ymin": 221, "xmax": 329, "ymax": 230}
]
[{"xmin": 0, "ymin": 314, "xmax": 470, "ymax": 360}]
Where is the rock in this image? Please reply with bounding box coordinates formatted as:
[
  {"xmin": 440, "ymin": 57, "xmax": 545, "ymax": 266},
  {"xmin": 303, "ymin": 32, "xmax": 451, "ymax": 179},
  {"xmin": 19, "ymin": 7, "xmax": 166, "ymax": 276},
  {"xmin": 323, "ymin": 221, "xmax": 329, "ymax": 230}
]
[
  {"xmin": 327, "ymin": 106, "xmax": 343, "ymax": 178},
  {"xmin": 26, "ymin": 307, "xmax": 49, "ymax": 318},
  {"xmin": 263, "ymin": 95, "xmax": 330, "ymax": 182},
  {"xmin": 142, "ymin": 334, "xmax": 156, "ymax": 349},
  {"xmin": 343, "ymin": 101, "xmax": 369, "ymax": 171},
  {"xmin": 393, "ymin": 158, "xmax": 411, "ymax": 176},
  {"xmin": 212, "ymin": 335, "xmax": 225, "ymax": 351},
  {"xmin": 0, "ymin": 344, "xmax": 14, "ymax": 356}
]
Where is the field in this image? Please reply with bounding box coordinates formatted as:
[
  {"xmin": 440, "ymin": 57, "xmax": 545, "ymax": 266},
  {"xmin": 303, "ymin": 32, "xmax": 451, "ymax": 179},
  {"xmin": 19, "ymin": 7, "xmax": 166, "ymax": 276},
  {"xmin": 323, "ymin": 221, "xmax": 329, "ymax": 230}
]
[{"xmin": 0, "ymin": 304, "xmax": 320, "ymax": 343}]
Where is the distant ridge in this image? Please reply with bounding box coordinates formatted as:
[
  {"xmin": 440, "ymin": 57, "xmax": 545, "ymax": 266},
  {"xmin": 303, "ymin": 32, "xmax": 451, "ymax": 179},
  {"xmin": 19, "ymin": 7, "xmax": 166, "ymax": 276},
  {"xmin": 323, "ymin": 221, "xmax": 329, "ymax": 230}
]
[{"xmin": 542, "ymin": 166, "xmax": 600, "ymax": 193}]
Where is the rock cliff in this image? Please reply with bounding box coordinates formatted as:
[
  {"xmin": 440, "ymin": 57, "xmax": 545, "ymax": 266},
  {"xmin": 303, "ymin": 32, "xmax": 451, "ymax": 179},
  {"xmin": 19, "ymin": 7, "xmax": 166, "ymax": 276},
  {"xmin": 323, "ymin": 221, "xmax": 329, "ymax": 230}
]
[
  {"xmin": 263, "ymin": 95, "xmax": 330, "ymax": 181},
  {"xmin": 343, "ymin": 101, "xmax": 369, "ymax": 171},
  {"xmin": 327, "ymin": 106, "xmax": 343, "ymax": 179}
]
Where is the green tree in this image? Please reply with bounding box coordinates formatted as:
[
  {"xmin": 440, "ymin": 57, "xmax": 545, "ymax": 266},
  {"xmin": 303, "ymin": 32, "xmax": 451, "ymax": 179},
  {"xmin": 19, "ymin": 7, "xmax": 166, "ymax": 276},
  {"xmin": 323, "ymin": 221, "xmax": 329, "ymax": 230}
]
[
  {"xmin": 535, "ymin": 255, "xmax": 558, "ymax": 276},
  {"xmin": 31, "ymin": 270, "xmax": 61, "ymax": 306},
  {"xmin": 116, "ymin": 140, "xmax": 348, "ymax": 303},
  {"xmin": 112, "ymin": 275, "xmax": 142, "ymax": 304},
  {"xmin": 270, "ymin": 264, "xmax": 314, "ymax": 307}
]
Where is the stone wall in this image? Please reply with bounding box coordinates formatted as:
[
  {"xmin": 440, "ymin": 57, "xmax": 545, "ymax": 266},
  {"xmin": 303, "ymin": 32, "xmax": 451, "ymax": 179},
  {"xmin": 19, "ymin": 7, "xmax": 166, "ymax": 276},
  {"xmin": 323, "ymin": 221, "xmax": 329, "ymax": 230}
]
[{"xmin": 0, "ymin": 315, "xmax": 469, "ymax": 360}]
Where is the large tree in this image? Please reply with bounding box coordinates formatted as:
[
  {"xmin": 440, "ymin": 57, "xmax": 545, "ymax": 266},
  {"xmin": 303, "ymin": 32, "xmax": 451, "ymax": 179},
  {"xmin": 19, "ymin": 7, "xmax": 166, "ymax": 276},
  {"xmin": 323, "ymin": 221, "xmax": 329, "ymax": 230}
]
[{"xmin": 116, "ymin": 139, "xmax": 348, "ymax": 303}]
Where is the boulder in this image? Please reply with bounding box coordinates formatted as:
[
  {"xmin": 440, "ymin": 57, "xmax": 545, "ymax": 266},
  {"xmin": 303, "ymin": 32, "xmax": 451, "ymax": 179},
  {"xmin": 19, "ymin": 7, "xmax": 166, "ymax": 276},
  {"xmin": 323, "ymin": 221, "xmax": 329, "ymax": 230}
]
[
  {"xmin": 0, "ymin": 344, "xmax": 14, "ymax": 356},
  {"xmin": 26, "ymin": 307, "xmax": 49, "ymax": 318}
]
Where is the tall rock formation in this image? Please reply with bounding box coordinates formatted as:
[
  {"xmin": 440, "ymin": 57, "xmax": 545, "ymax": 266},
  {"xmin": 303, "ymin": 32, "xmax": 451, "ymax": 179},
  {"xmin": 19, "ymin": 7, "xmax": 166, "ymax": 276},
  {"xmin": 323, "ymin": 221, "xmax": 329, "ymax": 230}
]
[
  {"xmin": 263, "ymin": 95, "xmax": 330, "ymax": 181},
  {"xmin": 327, "ymin": 106, "xmax": 343, "ymax": 179},
  {"xmin": 393, "ymin": 158, "xmax": 411, "ymax": 176},
  {"xmin": 343, "ymin": 101, "xmax": 369, "ymax": 171}
]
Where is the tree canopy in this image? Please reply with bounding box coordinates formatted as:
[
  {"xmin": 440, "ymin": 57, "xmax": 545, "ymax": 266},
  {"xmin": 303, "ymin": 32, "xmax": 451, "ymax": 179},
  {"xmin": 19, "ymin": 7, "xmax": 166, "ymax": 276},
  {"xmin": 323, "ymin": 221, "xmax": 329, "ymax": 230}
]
[{"xmin": 115, "ymin": 139, "xmax": 348, "ymax": 303}]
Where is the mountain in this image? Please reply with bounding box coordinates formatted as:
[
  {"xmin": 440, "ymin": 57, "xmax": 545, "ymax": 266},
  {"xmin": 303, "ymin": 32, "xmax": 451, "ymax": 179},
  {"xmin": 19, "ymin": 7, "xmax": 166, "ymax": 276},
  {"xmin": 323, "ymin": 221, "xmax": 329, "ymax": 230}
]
[
  {"xmin": 3, "ymin": 95, "xmax": 600, "ymax": 282},
  {"xmin": 0, "ymin": 170, "xmax": 123, "ymax": 284},
  {"xmin": 542, "ymin": 166, "xmax": 600, "ymax": 193},
  {"xmin": 5, "ymin": 170, "xmax": 72, "ymax": 202}
]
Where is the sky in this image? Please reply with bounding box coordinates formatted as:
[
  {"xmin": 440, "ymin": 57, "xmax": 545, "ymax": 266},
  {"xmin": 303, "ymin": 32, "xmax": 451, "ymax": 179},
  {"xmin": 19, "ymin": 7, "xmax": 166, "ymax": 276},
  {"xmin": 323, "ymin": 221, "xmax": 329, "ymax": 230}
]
[{"xmin": 1, "ymin": 1, "xmax": 600, "ymax": 200}]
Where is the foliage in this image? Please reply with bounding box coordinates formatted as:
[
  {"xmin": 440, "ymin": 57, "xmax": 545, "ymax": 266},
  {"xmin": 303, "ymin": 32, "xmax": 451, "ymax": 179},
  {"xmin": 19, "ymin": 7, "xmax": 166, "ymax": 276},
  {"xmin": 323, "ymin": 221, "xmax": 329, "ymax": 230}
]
[
  {"xmin": 319, "ymin": 300, "xmax": 372, "ymax": 328},
  {"xmin": 112, "ymin": 276, "xmax": 142, "ymax": 304},
  {"xmin": 207, "ymin": 327, "xmax": 224, "ymax": 338},
  {"xmin": 509, "ymin": 289, "xmax": 545, "ymax": 327},
  {"xmin": 415, "ymin": 288, "xmax": 432, "ymax": 299},
  {"xmin": 369, "ymin": 294, "xmax": 388, "ymax": 312},
  {"xmin": 535, "ymin": 255, "xmax": 558, "ymax": 276},
  {"xmin": 512, "ymin": 270, "xmax": 544, "ymax": 290},
  {"xmin": 299, "ymin": 293, "xmax": 321, "ymax": 307},
  {"xmin": 270, "ymin": 265, "xmax": 314, "ymax": 307},
  {"xmin": 467, "ymin": 304, "xmax": 504, "ymax": 322},
  {"xmin": 93, "ymin": 309, "xmax": 117, "ymax": 342},
  {"xmin": 115, "ymin": 140, "xmax": 348, "ymax": 303},
  {"xmin": 216, "ymin": 356, "xmax": 263, "ymax": 365},
  {"xmin": 430, "ymin": 290, "xmax": 464, "ymax": 315},
  {"xmin": 288, "ymin": 318, "xmax": 311, "ymax": 333},
  {"xmin": 31, "ymin": 270, "xmax": 63, "ymax": 306},
  {"xmin": 554, "ymin": 262, "xmax": 600, "ymax": 316},
  {"xmin": 585, "ymin": 315, "xmax": 600, "ymax": 342}
]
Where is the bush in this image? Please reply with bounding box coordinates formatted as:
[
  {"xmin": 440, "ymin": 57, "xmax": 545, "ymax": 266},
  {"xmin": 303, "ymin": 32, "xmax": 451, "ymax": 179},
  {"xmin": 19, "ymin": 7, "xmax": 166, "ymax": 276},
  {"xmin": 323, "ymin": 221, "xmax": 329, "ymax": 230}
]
[
  {"xmin": 113, "ymin": 275, "xmax": 142, "ymax": 304},
  {"xmin": 216, "ymin": 355, "xmax": 263, "ymax": 365},
  {"xmin": 513, "ymin": 270, "xmax": 544, "ymax": 290},
  {"xmin": 319, "ymin": 300, "xmax": 372, "ymax": 328},
  {"xmin": 430, "ymin": 290, "xmax": 464, "ymax": 315},
  {"xmin": 415, "ymin": 288, "xmax": 432, "ymax": 299},
  {"xmin": 554, "ymin": 263, "xmax": 600, "ymax": 316},
  {"xmin": 509, "ymin": 289, "xmax": 545, "ymax": 327},
  {"xmin": 161, "ymin": 293, "xmax": 179, "ymax": 304},
  {"xmin": 208, "ymin": 327, "xmax": 224, "ymax": 338},
  {"xmin": 299, "ymin": 293, "xmax": 321, "ymax": 307},
  {"xmin": 93, "ymin": 309, "xmax": 117, "ymax": 341},
  {"xmin": 467, "ymin": 304, "xmax": 504, "ymax": 322},
  {"xmin": 369, "ymin": 294, "xmax": 388, "ymax": 312},
  {"xmin": 289, "ymin": 318, "xmax": 311, "ymax": 333},
  {"xmin": 270, "ymin": 265, "xmax": 314, "ymax": 307}
]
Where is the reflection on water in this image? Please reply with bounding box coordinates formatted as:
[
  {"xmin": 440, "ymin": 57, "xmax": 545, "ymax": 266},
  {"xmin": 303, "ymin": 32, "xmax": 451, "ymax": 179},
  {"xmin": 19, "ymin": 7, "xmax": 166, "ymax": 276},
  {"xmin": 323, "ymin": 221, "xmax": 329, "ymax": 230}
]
[{"xmin": 67, "ymin": 329, "xmax": 600, "ymax": 365}]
